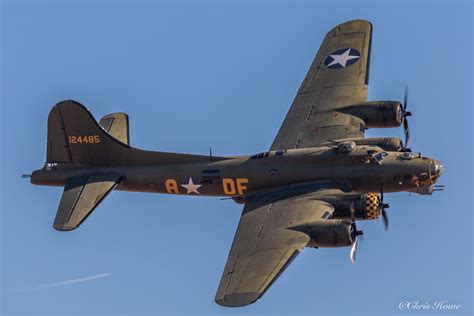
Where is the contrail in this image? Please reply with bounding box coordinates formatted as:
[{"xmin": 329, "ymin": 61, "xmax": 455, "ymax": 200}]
[{"xmin": 7, "ymin": 273, "xmax": 111, "ymax": 294}]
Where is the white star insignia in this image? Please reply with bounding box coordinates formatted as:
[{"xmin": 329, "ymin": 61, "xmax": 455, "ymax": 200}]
[
  {"xmin": 181, "ymin": 177, "xmax": 202, "ymax": 194},
  {"xmin": 327, "ymin": 49, "xmax": 359, "ymax": 68}
]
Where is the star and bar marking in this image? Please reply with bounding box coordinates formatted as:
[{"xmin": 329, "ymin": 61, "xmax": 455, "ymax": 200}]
[
  {"xmin": 324, "ymin": 48, "xmax": 361, "ymax": 69},
  {"xmin": 164, "ymin": 177, "xmax": 249, "ymax": 195},
  {"xmin": 181, "ymin": 177, "xmax": 202, "ymax": 194}
]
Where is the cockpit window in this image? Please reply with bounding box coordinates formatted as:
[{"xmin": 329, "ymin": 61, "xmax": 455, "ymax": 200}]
[
  {"xmin": 399, "ymin": 152, "xmax": 421, "ymax": 160},
  {"xmin": 250, "ymin": 150, "xmax": 287, "ymax": 159},
  {"xmin": 373, "ymin": 152, "xmax": 389, "ymax": 162}
]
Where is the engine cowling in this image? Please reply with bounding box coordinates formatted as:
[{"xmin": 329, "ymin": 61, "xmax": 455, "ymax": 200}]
[
  {"xmin": 350, "ymin": 137, "xmax": 403, "ymax": 151},
  {"xmin": 322, "ymin": 137, "xmax": 403, "ymax": 151},
  {"xmin": 324, "ymin": 193, "xmax": 381, "ymax": 221},
  {"xmin": 338, "ymin": 101, "xmax": 403, "ymax": 128},
  {"xmin": 292, "ymin": 219, "xmax": 355, "ymax": 248}
]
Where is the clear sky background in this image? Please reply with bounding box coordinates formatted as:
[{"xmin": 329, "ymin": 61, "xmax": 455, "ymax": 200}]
[{"xmin": 1, "ymin": 1, "xmax": 472, "ymax": 315}]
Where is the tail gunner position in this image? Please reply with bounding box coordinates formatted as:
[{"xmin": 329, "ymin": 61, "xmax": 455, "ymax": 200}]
[{"xmin": 29, "ymin": 20, "xmax": 444, "ymax": 307}]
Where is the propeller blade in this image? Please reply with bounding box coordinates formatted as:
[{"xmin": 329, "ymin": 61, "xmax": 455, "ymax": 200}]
[
  {"xmin": 404, "ymin": 117, "xmax": 410, "ymax": 148},
  {"xmin": 401, "ymin": 85, "xmax": 412, "ymax": 148},
  {"xmin": 379, "ymin": 177, "xmax": 386, "ymax": 206},
  {"xmin": 350, "ymin": 222, "xmax": 363, "ymax": 264},
  {"xmin": 350, "ymin": 237, "xmax": 358, "ymax": 264},
  {"xmin": 382, "ymin": 209, "xmax": 389, "ymax": 231},
  {"xmin": 379, "ymin": 180, "xmax": 389, "ymax": 231},
  {"xmin": 403, "ymin": 85, "xmax": 408, "ymax": 111}
]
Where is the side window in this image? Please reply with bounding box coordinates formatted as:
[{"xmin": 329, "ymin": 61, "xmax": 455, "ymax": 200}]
[
  {"xmin": 374, "ymin": 152, "xmax": 388, "ymax": 162},
  {"xmin": 44, "ymin": 162, "xmax": 58, "ymax": 170},
  {"xmin": 250, "ymin": 150, "xmax": 286, "ymax": 159},
  {"xmin": 201, "ymin": 169, "xmax": 221, "ymax": 184}
]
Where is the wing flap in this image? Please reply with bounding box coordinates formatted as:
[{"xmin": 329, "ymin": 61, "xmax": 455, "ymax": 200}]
[{"xmin": 53, "ymin": 174, "xmax": 121, "ymax": 231}]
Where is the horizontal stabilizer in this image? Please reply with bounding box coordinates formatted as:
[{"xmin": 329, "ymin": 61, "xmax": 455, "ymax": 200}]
[
  {"xmin": 53, "ymin": 175, "xmax": 121, "ymax": 231},
  {"xmin": 99, "ymin": 113, "xmax": 130, "ymax": 145}
]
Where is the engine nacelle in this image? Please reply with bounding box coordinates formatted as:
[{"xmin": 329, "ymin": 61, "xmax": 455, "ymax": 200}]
[
  {"xmin": 338, "ymin": 101, "xmax": 403, "ymax": 128},
  {"xmin": 291, "ymin": 219, "xmax": 354, "ymax": 248},
  {"xmin": 322, "ymin": 137, "xmax": 403, "ymax": 151},
  {"xmin": 350, "ymin": 137, "xmax": 403, "ymax": 151},
  {"xmin": 324, "ymin": 193, "xmax": 381, "ymax": 221}
]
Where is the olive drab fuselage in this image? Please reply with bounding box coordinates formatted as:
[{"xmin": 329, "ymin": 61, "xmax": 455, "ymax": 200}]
[{"xmin": 31, "ymin": 145, "xmax": 442, "ymax": 198}]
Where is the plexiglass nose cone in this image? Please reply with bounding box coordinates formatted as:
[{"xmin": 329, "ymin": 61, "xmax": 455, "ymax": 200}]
[{"xmin": 430, "ymin": 159, "xmax": 444, "ymax": 178}]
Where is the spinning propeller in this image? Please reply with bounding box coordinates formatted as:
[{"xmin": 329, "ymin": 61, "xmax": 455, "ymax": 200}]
[
  {"xmin": 401, "ymin": 85, "xmax": 412, "ymax": 150},
  {"xmin": 350, "ymin": 185, "xmax": 390, "ymax": 264},
  {"xmin": 350, "ymin": 222, "xmax": 364, "ymax": 264},
  {"xmin": 379, "ymin": 181, "xmax": 390, "ymax": 231}
]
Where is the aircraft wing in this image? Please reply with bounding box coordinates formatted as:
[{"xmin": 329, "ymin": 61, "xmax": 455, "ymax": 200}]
[
  {"xmin": 53, "ymin": 174, "xmax": 122, "ymax": 231},
  {"xmin": 215, "ymin": 189, "xmax": 336, "ymax": 307},
  {"xmin": 271, "ymin": 19, "xmax": 372, "ymax": 150}
]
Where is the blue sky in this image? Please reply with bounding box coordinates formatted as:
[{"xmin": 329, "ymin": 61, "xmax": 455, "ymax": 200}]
[{"xmin": 1, "ymin": 1, "xmax": 472, "ymax": 315}]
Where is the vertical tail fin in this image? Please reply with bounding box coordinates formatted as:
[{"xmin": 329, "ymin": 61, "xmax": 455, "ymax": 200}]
[
  {"xmin": 46, "ymin": 100, "xmax": 227, "ymax": 166},
  {"xmin": 47, "ymin": 100, "xmax": 130, "ymax": 165},
  {"xmin": 47, "ymin": 101, "xmax": 73, "ymax": 163}
]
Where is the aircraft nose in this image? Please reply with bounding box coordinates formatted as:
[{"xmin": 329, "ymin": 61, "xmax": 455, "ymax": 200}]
[{"xmin": 430, "ymin": 159, "xmax": 444, "ymax": 179}]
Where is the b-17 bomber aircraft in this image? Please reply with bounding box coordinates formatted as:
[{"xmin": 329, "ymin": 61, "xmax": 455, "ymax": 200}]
[{"xmin": 29, "ymin": 19, "xmax": 444, "ymax": 307}]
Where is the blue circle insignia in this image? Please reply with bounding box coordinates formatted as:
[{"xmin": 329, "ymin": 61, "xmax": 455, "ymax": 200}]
[{"xmin": 324, "ymin": 48, "xmax": 361, "ymax": 69}]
